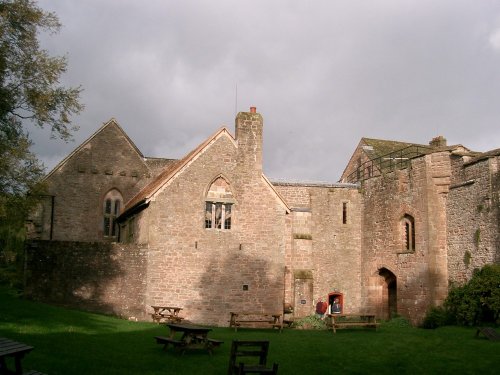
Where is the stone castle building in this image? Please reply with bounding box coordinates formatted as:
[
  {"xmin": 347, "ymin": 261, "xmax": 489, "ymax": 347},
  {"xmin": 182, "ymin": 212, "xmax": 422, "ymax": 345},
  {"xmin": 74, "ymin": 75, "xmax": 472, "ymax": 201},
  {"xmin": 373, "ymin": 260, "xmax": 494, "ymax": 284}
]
[{"xmin": 26, "ymin": 108, "xmax": 499, "ymax": 325}]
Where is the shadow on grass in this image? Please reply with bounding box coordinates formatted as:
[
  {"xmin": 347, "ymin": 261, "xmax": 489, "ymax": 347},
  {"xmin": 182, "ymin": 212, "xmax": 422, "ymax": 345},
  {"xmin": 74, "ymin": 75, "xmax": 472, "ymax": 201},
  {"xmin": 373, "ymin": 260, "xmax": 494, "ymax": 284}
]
[{"xmin": 1, "ymin": 290, "xmax": 499, "ymax": 375}]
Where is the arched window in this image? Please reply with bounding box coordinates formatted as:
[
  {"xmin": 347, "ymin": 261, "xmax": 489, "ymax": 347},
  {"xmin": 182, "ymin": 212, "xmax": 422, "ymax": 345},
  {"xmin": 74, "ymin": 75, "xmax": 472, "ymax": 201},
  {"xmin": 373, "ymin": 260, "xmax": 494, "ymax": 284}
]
[
  {"xmin": 103, "ymin": 189, "xmax": 123, "ymax": 238},
  {"xmin": 205, "ymin": 177, "xmax": 234, "ymax": 230},
  {"xmin": 402, "ymin": 214, "xmax": 415, "ymax": 251}
]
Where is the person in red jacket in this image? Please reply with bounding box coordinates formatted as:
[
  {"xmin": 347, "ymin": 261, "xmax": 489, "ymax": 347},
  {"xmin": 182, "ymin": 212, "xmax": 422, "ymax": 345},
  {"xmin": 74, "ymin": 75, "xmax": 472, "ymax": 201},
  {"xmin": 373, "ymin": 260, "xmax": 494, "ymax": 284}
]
[{"xmin": 315, "ymin": 299, "xmax": 327, "ymax": 319}]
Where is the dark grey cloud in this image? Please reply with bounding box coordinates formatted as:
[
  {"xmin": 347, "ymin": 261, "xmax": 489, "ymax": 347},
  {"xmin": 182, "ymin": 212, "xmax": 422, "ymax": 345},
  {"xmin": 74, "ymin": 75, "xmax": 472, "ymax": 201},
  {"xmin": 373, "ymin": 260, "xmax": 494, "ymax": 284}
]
[{"xmin": 31, "ymin": 0, "xmax": 500, "ymax": 181}]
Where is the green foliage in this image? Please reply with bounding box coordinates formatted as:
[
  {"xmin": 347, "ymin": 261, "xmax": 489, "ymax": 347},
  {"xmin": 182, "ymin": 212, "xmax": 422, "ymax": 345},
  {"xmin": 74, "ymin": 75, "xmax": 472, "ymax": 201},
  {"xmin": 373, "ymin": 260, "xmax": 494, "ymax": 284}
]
[
  {"xmin": 383, "ymin": 315, "xmax": 411, "ymax": 328},
  {"xmin": 474, "ymin": 228, "xmax": 481, "ymax": 246},
  {"xmin": 291, "ymin": 314, "xmax": 327, "ymax": 329},
  {"xmin": 444, "ymin": 264, "xmax": 500, "ymax": 326},
  {"xmin": 0, "ymin": 0, "xmax": 83, "ymax": 139},
  {"xmin": 463, "ymin": 250, "xmax": 472, "ymax": 267},
  {"xmin": 0, "ymin": 0, "xmax": 81, "ymax": 288},
  {"xmin": 421, "ymin": 306, "xmax": 453, "ymax": 329}
]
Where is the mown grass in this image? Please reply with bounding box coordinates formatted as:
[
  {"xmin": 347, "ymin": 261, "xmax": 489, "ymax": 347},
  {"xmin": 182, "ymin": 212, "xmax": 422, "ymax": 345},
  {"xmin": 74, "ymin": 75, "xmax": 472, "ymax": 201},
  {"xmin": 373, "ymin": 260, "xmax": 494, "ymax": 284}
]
[{"xmin": 0, "ymin": 288, "xmax": 498, "ymax": 374}]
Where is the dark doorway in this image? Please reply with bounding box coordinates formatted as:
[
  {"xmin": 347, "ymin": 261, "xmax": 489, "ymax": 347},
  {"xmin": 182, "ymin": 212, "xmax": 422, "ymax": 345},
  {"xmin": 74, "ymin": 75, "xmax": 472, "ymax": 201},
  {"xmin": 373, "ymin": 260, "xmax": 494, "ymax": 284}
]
[
  {"xmin": 378, "ymin": 268, "xmax": 397, "ymax": 319},
  {"xmin": 327, "ymin": 292, "xmax": 344, "ymax": 314}
]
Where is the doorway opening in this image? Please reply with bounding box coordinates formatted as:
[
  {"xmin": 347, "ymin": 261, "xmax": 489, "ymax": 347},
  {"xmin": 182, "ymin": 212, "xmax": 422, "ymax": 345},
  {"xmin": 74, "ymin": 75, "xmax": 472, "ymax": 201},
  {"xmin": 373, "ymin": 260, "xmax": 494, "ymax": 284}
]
[
  {"xmin": 327, "ymin": 292, "xmax": 344, "ymax": 314},
  {"xmin": 378, "ymin": 267, "xmax": 397, "ymax": 319}
]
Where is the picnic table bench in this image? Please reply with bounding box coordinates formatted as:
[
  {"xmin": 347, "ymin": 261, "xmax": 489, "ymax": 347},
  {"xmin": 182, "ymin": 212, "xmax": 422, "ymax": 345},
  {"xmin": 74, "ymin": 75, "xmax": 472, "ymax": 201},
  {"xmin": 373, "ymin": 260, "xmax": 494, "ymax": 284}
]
[
  {"xmin": 326, "ymin": 314, "xmax": 379, "ymax": 333},
  {"xmin": 229, "ymin": 312, "xmax": 283, "ymax": 332},
  {"xmin": 155, "ymin": 323, "xmax": 223, "ymax": 355},
  {"xmin": 151, "ymin": 305, "xmax": 184, "ymax": 324},
  {"xmin": 476, "ymin": 327, "xmax": 500, "ymax": 341},
  {"xmin": 0, "ymin": 337, "xmax": 45, "ymax": 375}
]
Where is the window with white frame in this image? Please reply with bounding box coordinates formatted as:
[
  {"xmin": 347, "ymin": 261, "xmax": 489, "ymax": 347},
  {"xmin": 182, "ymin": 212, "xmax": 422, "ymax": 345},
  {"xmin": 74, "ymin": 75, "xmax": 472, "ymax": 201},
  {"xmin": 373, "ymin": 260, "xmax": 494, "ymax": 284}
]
[
  {"xmin": 103, "ymin": 189, "xmax": 122, "ymax": 238},
  {"xmin": 204, "ymin": 177, "xmax": 234, "ymax": 230}
]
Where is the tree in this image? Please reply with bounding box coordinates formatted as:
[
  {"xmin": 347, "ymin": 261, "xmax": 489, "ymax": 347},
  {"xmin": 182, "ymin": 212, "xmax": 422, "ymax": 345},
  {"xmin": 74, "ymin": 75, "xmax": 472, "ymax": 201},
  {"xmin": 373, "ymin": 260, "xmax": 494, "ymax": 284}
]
[{"xmin": 0, "ymin": 0, "xmax": 83, "ymax": 287}]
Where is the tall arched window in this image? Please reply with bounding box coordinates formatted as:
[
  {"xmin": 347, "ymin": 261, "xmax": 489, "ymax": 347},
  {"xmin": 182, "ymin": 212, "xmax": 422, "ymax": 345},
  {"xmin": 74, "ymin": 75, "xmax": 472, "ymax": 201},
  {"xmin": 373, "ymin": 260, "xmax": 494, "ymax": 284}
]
[
  {"xmin": 402, "ymin": 214, "xmax": 415, "ymax": 251},
  {"xmin": 205, "ymin": 177, "xmax": 235, "ymax": 230},
  {"xmin": 103, "ymin": 189, "xmax": 123, "ymax": 238}
]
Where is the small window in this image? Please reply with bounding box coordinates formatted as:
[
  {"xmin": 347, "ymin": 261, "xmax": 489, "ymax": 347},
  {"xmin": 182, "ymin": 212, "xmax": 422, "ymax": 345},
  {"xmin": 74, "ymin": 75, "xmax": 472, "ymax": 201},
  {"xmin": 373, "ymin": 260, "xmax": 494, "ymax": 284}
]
[
  {"xmin": 205, "ymin": 202, "xmax": 213, "ymax": 228},
  {"xmin": 403, "ymin": 214, "xmax": 415, "ymax": 251},
  {"xmin": 205, "ymin": 202, "xmax": 232, "ymax": 230},
  {"xmin": 103, "ymin": 189, "xmax": 123, "ymax": 238},
  {"xmin": 342, "ymin": 202, "xmax": 347, "ymax": 224},
  {"xmin": 224, "ymin": 204, "xmax": 232, "ymax": 229},
  {"xmin": 205, "ymin": 177, "xmax": 235, "ymax": 230}
]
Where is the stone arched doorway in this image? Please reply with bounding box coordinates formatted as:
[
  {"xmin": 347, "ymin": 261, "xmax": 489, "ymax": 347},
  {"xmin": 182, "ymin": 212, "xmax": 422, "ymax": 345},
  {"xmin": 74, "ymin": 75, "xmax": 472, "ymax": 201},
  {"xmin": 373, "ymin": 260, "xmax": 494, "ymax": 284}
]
[{"xmin": 378, "ymin": 268, "xmax": 397, "ymax": 319}]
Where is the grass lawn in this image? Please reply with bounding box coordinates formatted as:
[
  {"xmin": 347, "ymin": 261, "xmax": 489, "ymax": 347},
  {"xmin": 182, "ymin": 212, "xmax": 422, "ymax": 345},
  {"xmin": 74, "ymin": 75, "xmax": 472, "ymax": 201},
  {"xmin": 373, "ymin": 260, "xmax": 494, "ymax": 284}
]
[{"xmin": 0, "ymin": 289, "xmax": 498, "ymax": 374}]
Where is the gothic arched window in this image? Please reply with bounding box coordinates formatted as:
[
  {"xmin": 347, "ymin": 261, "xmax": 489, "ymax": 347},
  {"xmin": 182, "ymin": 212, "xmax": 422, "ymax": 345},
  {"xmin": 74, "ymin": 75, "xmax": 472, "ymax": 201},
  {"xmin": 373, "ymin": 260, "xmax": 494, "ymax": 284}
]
[
  {"xmin": 103, "ymin": 189, "xmax": 123, "ymax": 238},
  {"xmin": 205, "ymin": 177, "xmax": 234, "ymax": 230}
]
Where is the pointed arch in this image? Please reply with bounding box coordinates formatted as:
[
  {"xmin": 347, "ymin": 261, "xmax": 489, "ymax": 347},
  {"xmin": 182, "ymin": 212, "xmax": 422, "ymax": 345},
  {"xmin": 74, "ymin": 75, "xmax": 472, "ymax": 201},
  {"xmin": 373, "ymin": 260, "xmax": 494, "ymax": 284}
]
[
  {"xmin": 205, "ymin": 175, "xmax": 235, "ymax": 200},
  {"xmin": 103, "ymin": 188, "xmax": 123, "ymax": 238},
  {"xmin": 204, "ymin": 175, "xmax": 236, "ymax": 230},
  {"xmin": 378, "ymin": 267, "xmax": 397, "ymax": 319}
]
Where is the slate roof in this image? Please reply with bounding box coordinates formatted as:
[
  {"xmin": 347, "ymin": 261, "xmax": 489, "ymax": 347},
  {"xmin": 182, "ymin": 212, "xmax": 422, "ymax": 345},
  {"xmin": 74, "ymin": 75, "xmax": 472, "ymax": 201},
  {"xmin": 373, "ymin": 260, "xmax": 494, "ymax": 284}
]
[
  {"xmin": 144, "ymin": 157, "xmax": 178, "ymax": 178},
  {"xmin": 360, "ymin": 137, "xmax": 431, "ymax": 160},
  {"xmin": 465, "ymin": 148, "xmax": 500, "ymax": 166}
]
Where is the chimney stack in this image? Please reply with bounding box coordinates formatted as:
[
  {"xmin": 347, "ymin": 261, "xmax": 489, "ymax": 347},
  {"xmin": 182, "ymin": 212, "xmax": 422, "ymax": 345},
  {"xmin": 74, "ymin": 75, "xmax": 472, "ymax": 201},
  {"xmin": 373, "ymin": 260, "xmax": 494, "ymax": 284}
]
[
  {"xmin": 235, "ymin": 107, "xmax": 263, "ymax": 177},
  {"xmin": 429, "ymin": 136, "xmax": 447, "ymax": 148}
]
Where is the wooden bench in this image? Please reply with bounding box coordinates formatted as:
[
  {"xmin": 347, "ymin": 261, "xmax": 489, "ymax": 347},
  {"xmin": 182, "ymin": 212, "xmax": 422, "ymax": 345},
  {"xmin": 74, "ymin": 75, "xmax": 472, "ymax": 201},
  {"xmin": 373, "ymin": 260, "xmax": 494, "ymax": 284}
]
[
  {"xmin": 327, "ymin": 314, "xmax": 379, "ymax": 333},
  {"xmin": 152, "ymin": 313, "xmax": 184, "ymax": 324},
  {"xmin": 228, "ymin": 340, "xmax": 278, "ymax": 374},
  {"xmin": 151, "ymin": 306, "xmax": 184, "ymax": 324},
  {"xmin": 229, "ymin": 312, "xmax": 283, "ymax": 332},
  {"xmin": 207, "ymin": 338, "xmax": 224, "ymax": 349},
  {"xmin": 476, "ymin": 327, "xmax": 500, "ymax": 341},
  {"xmin": 155, "ymin": 336, "xmax": 184, "ymax": 351},
  {"xmin": 155, "ymin": 328, "xmax": 224, "ymax": 355}
]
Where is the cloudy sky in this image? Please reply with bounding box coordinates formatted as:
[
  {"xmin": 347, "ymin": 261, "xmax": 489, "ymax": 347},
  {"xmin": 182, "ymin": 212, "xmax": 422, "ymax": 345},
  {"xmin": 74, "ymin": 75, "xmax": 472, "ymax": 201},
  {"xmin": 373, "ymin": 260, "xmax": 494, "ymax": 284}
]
[{"xmin": 32, "ymin": 0, "xmax": 500, "ymax": 182}]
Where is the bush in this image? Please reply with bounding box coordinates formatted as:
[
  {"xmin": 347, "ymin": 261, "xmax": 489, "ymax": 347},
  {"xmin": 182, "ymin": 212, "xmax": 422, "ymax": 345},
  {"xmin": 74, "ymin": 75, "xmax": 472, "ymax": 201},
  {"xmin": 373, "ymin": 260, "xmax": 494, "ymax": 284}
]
[
  {"xmin": 291, "ymin": 315, "xmax": 327, "ymax": 330},
  {"xmin": 421, "ymin": 264, "xmax": 500, "ymax": 328},
  {"xmin": 444, "ymin": 264, "xmax": 500, "ymax": 326},
  {"xmin": 421, "ymin": 306, "xmax": 452, "ymax": 329},
  {"xmin": 384, "ymin": 315, "xmax": 411, "ymax": 328}
]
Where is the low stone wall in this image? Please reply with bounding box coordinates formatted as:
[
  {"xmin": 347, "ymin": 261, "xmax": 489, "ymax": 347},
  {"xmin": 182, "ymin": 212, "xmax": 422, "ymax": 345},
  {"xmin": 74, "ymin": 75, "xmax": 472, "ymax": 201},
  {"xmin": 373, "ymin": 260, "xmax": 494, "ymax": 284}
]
[{"xmin": 25, "ymin": 240, "xmax": 148, "ymax": 321}]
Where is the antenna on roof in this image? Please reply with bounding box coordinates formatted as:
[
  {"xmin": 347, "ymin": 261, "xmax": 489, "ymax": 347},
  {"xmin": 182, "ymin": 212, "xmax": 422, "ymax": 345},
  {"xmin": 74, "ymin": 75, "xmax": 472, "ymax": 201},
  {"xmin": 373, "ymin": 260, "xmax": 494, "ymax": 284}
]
[{"xmin": 235, "ymin": 83, "xmax": 238, "ymax": 117}]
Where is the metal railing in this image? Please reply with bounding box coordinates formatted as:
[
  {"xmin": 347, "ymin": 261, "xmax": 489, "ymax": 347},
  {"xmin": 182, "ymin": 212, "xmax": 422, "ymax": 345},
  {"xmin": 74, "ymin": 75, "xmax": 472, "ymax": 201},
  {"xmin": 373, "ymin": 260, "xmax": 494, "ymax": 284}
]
[{"xmin": 343, "ymin": 145, "xmax": 432, "ymax": 184}]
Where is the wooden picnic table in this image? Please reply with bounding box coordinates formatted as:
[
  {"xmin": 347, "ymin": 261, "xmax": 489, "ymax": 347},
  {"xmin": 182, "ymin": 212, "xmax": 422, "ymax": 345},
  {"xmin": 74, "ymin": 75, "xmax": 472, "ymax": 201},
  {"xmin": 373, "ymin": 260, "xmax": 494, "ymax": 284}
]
[
  {"xmin": 155, "ymin": 323, "xmax": 223, "ymax": 355},
  {"xmin": 151, "ymin": 305, "xmax": 184, "ymax": 324},
  {"xmin": 326, "ymin": 313, "xmax": 379, "ymax": 333},
  {"xmin": 0, "ymin": 337, "xmax": 34, "ymax": 374},
  {"xmin": 229, "ymin": 312, "xmax": 283, "ymax": 332}
]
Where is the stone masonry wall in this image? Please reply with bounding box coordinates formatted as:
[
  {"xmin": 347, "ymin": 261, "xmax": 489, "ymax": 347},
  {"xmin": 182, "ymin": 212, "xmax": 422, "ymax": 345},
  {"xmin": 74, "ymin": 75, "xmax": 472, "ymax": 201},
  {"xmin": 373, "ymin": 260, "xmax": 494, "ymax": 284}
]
[
  {"xmin": 310, "ymin": 187, "xmax": 363, "ymax": 313},
  {"xmin": 273, "ymin": 184, "xmax": 363, "ymax": 316},
  {"xmin": 41, "ymin": 122, "xmax": 152, "ymax": 242},
  {"xmin": 143, "ymin": 123, "xmax": 287, "ymax": 326},
  {"xmin": 447, "ymin": 156, "xmax": 500, "ymax": 284},
  {"xmin": 25, "ymin": 240, "xmax": 148, "ymax": 320},
  {"xmin": 361, "ymin": 152, "xmax": 451, "ymax": 324}
]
